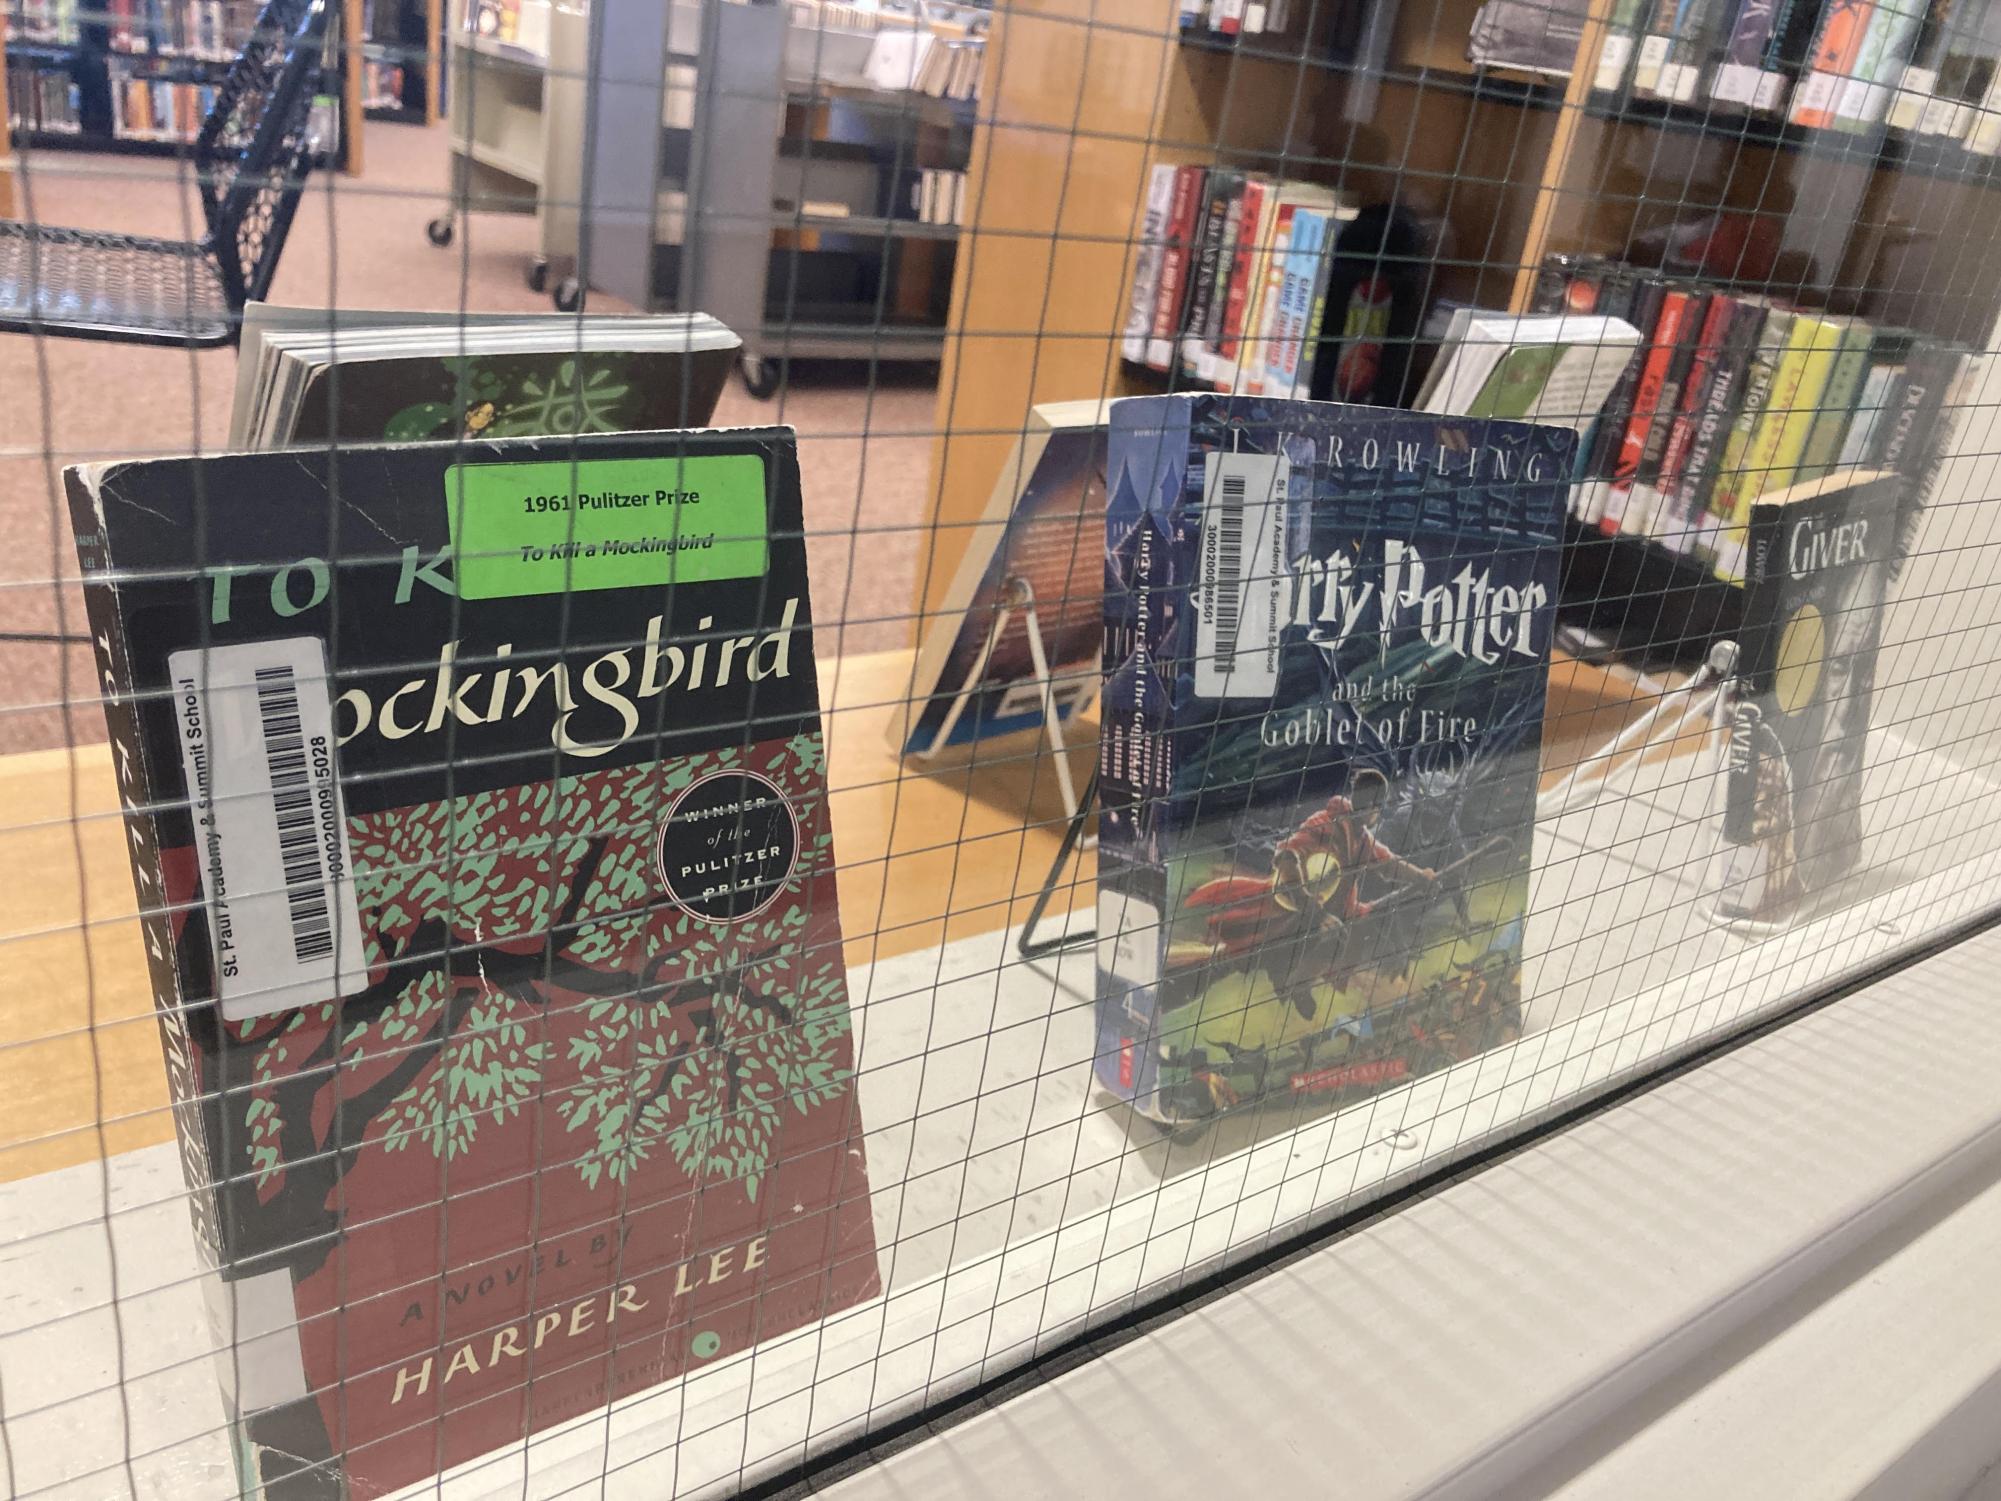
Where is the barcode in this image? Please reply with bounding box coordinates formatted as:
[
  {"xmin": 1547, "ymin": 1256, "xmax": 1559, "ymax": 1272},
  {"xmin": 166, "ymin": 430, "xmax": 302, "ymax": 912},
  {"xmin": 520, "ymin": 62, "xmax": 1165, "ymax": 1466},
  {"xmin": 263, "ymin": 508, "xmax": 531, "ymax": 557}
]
[
  {"xmin": 254, "ymin": 665, "xmax": 335, "ymax": 965},
  {"xmin": 1210, "ymin": 472, "xmax": 1247, "ymax": 673}
]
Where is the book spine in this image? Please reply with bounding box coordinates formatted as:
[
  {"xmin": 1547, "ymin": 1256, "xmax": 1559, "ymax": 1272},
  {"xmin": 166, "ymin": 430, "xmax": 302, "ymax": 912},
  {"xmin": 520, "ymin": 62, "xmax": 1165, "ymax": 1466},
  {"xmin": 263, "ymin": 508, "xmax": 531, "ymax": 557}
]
[
  {"xmin": 1792, "ymin": 0, "xmax": 1880, "ymax": 125},
  {"xmin": 1633, "ymin": 290, "xmax": 1713, "ymax": 537},
  {"xmin": 1679, "ymin": 298, "xmax": 1768, "ymax": 547},
  {"xmin": 1596, "ymin": 0, "xmax": 1654, "ymax": 87},
  {"xmin": 1838, "ymin": 360, "xmax": 1906, "ymax": 466},
  {"xmin": 1295, "ymin": 217, "xmax": 1341, "ymax": 398},
  {"xmin": 1181, "ymin": 174, "xmax": 1233, "ymax": 378},
  {"xmin": 1655, "ymin": 293, "xmax": 1739, "ymax": 547},
  {"xmin": 1834, "ymin": 0, "xmax": 1931, "ymax": 125},
  {"xmin": 65, "ymin": 472, "xmax": 229, "ymax": 1280},
  {"xmin": 1881, "ymin": 343, "xmax": 1968, "ymax": 575},
  {"xmin": 1244, "ymin": 205, "xmax": 1296, "ymax": 396},
  {"xmin": 1964, "ymin": 43, "xmax": 2001, "ymax": 146},
  {"xmin": 1199, "ymin": 176, "xmax": 1248, "ymax": 383},
  {"xmin": 1722, "ymin": 501, "xmax": 1788, "ymax": 843},
  {"xmin": 1095, "ymin": 431, "xmax": 1177, "ymax": 1110},
  {"xmin": 1795, "ymin": 321, "xmax": 1874, "ymax": 477},
  {"xmin": 1147, "ymin": 166, "xmax": 1204, "ymax": 371},
  {"xmin": 1887, "ymin": 0, "xmax": 1955, "ymax": 128},
  {"xmin": 1653, "ymin": 0, "xmax": 1727, "ymax": 98},
  {"xmin": 1708, "ymin": 307, "xmax": 1796, "ymax": 579},
  {"xmin": 1214, "ymin": 176, "xmax": 1268, "ymax": 386},
  {"xmin": 1122, "ymin": 164, "xmax": 1178, "ymax": 366},
  {"xmin": 1604, "ymin": 286, "xmax": 1693, "ymax": 535},
  {"xmin": 1530, "ymin": 252, "xmax": 1607, "ymax": 313},
  {"xmin": 1267, "ymin": 210, "xmax": 1325, "ymax": 397},
  {"xmin": 1714, "ymin": 0, "xmax": 1785, "ymax": 102},
  {"xmin": 1744, "ymin": 313, "xmax": 1841, "ymax": 500}
]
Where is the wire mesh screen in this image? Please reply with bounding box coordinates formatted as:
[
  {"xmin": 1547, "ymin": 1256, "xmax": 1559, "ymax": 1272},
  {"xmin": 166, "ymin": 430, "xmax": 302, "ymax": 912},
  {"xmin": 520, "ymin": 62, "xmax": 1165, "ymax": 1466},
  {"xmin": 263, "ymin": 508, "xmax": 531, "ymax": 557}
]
[{"xmin": 2, "ymin": 0, "xmax": 1998, "ymax": 1493}]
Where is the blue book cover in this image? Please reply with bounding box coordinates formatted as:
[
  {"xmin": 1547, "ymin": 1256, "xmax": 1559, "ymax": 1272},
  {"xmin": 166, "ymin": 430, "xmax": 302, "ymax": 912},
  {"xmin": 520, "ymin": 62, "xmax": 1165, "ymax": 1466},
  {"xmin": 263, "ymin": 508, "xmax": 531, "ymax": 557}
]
[{"xmin": 1095, "ymin": 395, "xmax": 1572, "ymax": 1129}]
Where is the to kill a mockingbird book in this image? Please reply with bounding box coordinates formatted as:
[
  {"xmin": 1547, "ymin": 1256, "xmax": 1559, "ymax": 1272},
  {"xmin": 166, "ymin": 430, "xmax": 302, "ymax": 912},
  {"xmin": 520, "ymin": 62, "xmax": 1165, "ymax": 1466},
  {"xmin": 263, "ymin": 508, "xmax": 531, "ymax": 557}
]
[{"xmin": 68, "ymin": 429, "xmax": 879, "ymax": 1498}]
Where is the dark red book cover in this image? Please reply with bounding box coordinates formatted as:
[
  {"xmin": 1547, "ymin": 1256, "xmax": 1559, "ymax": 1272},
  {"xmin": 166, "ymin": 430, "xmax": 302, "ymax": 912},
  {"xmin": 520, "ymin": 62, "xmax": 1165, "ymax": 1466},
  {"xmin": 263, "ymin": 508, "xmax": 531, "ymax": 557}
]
[
  {"xmin": 68, "ymin": 430, "xmax": 879, "ymax": 1498},
  {"xmin": 1600, "ymin": 286, "xmax": 1692, "ymax": 535}
]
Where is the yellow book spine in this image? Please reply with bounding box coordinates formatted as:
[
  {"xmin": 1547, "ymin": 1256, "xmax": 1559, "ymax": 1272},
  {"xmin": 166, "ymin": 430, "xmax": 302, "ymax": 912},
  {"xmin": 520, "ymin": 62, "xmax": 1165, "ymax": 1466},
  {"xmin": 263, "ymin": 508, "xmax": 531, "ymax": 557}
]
[{"xmin": 1746, "ymin": 316, "xmax": 1843, "ymax": 502}]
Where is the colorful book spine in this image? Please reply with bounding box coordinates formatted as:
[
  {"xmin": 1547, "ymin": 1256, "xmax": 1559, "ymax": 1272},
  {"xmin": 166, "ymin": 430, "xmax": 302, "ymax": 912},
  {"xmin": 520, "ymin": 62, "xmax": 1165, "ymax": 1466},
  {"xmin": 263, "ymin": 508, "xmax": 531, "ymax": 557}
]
[
  {"xmin": 1834, "ymin": 0, "xmax": 1934, "ymax": 125},
  {"xmin": 1266, "ymin": 208, "xmax": 1330, "ymax": 398},
  {"xmin": 1597, "ymin": 0, "xmax": 1657, "ymax": 87},
  {"xmin": 1213, "ymin": 176, "xmax": 1269, "ymax": 388},
  {"xmin": 1837, "ymin": 359, "xmax": 1907, "ymax": 467},
  {"xmin": 1654, "ymin": 292, "xmax": 1740, "ymax": 548},
  {"xmin": 1603, "ymin": 286, "xmax": 1694, "ymax": 536},
  {"xmin": 1741, "ymin": 313, "xmax": 1846, "ymax": 510},
  {"xmin": 1122, "ymin": 164, "xmax": 1178, "ymax": 366},
  {"xmin": 1581, "ymin": 274, "xmax": 1665, "ymax": 528},
  {"xmin": 1147, "ymin": 166, "xmax": 1205, "ymax": 372},
  {"xmin": 1796, "ymin": 320, "xmax": 1876, "ymax": 478},
  {"xmin": 1792, "ymin": 0, "xmax": 1881, "ymax": 125},
  {"xmin": 1678, "ymin": 296, "xmax": 1771, "ymax": 550},
  {"xmin": 1181, "ymin": 173, "xmax": 1238, "ymax": 379},
  {"xmin": 1243, "ymin": 204, "xmax": 1297, "ymax": 396},
  {"xmin": 1707, "ymin": 306, "xmax": 1797, "ymax": 574}
]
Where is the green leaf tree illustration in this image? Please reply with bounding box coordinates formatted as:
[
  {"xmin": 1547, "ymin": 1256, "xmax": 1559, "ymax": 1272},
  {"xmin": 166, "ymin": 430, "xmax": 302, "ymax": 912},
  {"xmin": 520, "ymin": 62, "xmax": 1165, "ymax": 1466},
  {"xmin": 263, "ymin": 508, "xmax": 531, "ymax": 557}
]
[{"xmin": 225, "ymin": 739, "xmax": 848, "ymax": 1278}]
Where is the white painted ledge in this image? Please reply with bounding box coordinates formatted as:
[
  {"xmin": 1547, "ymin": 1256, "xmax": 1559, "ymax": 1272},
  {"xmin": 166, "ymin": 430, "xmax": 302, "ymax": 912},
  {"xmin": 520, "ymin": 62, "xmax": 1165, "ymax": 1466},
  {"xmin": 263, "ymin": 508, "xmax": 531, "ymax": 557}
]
[{"xmin": 821, "ymin": 921, "xmax": 2001, "ymax": 1501}]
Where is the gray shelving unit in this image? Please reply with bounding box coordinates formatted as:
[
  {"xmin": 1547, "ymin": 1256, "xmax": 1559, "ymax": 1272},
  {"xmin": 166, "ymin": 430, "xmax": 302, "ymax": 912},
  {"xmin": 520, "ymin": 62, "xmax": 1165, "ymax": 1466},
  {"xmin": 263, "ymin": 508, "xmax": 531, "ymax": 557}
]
[{"xmin": 578, "ymin": 0, "xmax": 967, "ymax": 395}]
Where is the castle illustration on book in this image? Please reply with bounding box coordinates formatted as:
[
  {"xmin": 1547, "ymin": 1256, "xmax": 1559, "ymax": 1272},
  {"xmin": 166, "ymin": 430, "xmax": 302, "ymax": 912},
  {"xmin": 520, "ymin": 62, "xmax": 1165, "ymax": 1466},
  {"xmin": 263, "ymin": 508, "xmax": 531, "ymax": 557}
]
[
  {"xmin": 68, "ymin": 429, "xmax": 876, "ymax": 1498},
  {"xmin": 1097, "ymin": 395, "xmax": 1571, "ymax": 1131}
]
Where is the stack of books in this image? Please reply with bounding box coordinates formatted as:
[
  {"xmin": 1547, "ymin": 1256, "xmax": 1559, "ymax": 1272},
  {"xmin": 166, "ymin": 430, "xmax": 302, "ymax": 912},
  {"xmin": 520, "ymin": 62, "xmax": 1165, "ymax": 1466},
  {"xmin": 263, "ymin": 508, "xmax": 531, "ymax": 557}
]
[
  {"xmin": 1595, "ymin": 0, "xmax": 2001, "ymax": 147},
  {"xmin": 1528, "ymin": 253, "xmax": 1969, "ymax": 584},
  {"xmin": 1120, "ymin": 164, "xmax": 1360, "ymax": 396}
]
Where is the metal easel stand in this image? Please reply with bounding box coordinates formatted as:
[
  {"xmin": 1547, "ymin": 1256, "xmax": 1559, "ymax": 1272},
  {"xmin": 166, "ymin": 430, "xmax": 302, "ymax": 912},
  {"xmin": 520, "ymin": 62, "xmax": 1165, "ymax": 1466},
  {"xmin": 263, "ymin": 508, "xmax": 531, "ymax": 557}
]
[
  {"xmin": 915, "ymin": 575, "xmax": 1094, "ymax": 829},
  {"xmin": 912, "ymin": 574, "xmax": 1099, "ymax": 963},
  {"xmin": 1537, "ymin": 639, "xmax": 1741, "ymax": 824}
]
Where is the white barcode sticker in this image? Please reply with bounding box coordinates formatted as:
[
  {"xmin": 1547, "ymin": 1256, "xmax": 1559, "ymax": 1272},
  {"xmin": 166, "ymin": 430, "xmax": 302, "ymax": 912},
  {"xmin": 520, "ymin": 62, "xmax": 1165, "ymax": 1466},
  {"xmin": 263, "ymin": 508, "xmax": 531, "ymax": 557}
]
[
  {"xmin": 1886, "ymin": 66, "xmax": 1938, "ymax": 131},
  {"xmin": 1792, "ymin": 70, "xmax": 1840, "ymax": 118},
  {"xmin": 1097, "ymin": 889, "xmax": 1162, "ymax": 994},
  {"xmin": 1753, "ymin": 71, "xmax": 1787, "ymax": 110},
  {"xmin": 1661, "ymin": 62, "xmax": 1700, "ymax": 101},
  {"xmin": 168, "ymin": 638, "xmax": 368, "ymax": 1022},
  {"xmin": 1711, "ymin": 61, "xmax": 1760, "ymax": 106},
  {"xmin": 1593, "ymin": 34, "xmax": 1633, "ymax": 91},
  {"xmin": 1194, "ymin": 449, "xmax": 1287, "ymax": 700},
  {"xmin": 1632, "ymin": 33, "xmax": 1670, "ymax": 90}
]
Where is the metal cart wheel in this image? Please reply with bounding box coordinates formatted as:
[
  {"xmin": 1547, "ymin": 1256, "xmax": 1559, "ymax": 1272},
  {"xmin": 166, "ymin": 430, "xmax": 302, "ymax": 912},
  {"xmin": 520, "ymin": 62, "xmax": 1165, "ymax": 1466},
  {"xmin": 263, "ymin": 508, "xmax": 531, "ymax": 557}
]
[
  {"xmin": 425, "ymin": 216, "xmax": 454, "ymax": 248},
  {"xmin": 527, "ymin": 258, "xmax": 550, "ymax": 294},
  {"xmin": 553, "ymin": 277, "xmax": 585, "ymax": 313},
  {"xmin": 738, "ymin": 355, "xmax": 781, "ymax": 400}
]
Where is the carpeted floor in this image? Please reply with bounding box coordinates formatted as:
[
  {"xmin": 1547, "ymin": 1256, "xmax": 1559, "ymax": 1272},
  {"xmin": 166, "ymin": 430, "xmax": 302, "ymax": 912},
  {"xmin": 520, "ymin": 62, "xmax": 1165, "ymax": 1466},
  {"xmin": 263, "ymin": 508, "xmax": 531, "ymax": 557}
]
[{"xmin": 0, "ymin": 120, "xmax": 941, "ymax": 753}]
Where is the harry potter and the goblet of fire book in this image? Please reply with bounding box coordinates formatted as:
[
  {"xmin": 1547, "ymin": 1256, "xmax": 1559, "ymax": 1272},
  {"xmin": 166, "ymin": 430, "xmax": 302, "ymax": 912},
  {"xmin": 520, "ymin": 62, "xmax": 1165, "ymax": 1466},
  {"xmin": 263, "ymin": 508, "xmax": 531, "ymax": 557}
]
[
  {"xmin": 69, "ymin": 430, "xmax": 878, "ymax": 1497},
  {"xmin": 1096, "ymin": 395, "xmax": 1571, "ymax": 1131}
]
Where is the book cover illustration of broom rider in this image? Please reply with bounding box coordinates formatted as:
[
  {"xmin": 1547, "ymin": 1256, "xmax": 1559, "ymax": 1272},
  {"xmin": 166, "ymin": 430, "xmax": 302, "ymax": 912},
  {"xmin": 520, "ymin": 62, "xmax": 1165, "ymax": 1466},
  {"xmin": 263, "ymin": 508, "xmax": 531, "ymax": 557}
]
[{"xmin": 1096, "ymin": 394, "xmax": 1571, "ymax": 1132}]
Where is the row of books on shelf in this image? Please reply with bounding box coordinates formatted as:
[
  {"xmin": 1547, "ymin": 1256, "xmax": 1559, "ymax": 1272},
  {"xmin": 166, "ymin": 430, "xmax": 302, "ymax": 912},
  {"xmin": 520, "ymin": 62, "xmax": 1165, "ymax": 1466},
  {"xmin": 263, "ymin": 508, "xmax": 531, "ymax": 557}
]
[
  {"xmin": 1173, "ymin": 0, "xmax": 1301, "ymax": 40},
  {"xmin": 1120, "ymin": 163, "xmax": 1361, "ymax": 396},
  {"xmin": 103, "ymin": 0, "xmax": 258, "ymax": 60},
  {"xmin": 111, "ymin": 71, "xmax": 217, "ymax": 138},
  {"xmin": 1598, "ymin": 0, "xmax": 2001, "ymax": 148},
  {"xmin": 862, "ymin": 27, "xmax": 984, "ymax": 101},
  {"xmin": 910, "ymin": 167, "xmax": 966, "ymax": 226},
  {"xmin": 1502, "ymin": 253, "xmax": 1968, "ymax": 585},
  {"xmin": 363, "ymin": 59, "xmax": 407, "ymax": 110},
  {"xmin": 6, "ymin": 59, "xmax": 81, "ymax": 131},
  {"xmin": 8, "ymin": 0, "xmax": 79, "ymax": 45}
]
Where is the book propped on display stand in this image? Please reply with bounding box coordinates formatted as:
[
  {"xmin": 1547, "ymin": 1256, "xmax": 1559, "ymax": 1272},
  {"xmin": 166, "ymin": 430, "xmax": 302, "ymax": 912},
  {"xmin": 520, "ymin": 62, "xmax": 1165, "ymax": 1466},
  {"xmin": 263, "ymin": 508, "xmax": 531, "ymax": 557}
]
[
  {"xmin": 67, "ymin": 429, "xmax": 878, "ymax": 1497},
  {"xmin": 1709, "ymin": 469, "xmax": 1901, "ymax": 932},
  {"xmin": 1096, "ymin": 394, "xmax": 1572, "ymax": 1133},
  {"xmin": 896, "ymin": 399, "xmax": 1109, "ymax": 758}
]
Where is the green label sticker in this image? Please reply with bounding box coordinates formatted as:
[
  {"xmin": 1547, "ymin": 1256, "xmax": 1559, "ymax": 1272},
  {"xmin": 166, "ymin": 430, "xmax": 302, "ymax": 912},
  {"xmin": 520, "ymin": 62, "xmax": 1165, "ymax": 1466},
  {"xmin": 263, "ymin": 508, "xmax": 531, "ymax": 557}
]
[{"xmin": 443, "ymin": 454, "xmax": 769, "ymax": 601}]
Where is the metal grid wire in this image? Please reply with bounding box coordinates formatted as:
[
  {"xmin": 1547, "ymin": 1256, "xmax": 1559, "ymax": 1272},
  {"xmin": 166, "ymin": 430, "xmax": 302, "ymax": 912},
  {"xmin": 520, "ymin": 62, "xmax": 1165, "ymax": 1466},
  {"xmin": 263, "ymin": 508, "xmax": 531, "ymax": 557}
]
[{"xmin": 2, "ymin": 0, "xmax": 2000, "ymax": 1492}]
